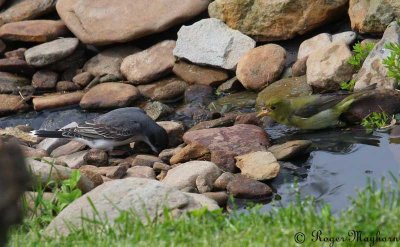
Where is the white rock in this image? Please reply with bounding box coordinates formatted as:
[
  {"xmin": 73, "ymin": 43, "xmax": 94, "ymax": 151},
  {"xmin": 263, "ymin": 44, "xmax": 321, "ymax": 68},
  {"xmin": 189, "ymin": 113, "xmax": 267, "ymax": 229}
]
[
  {"xmin": 235, "ymin": 151, "xmax": 280, "ymax": 180},
  {"xmin": 332, "ymin": 31, "xmax": 357, "ymax": 45},
  {"xmin": 173, "ymin": 18, "xmax": 256, "ymax": 70},
  {"xmin": 298, "ymin": 33, "xmax": 332, "ymax": 60}
]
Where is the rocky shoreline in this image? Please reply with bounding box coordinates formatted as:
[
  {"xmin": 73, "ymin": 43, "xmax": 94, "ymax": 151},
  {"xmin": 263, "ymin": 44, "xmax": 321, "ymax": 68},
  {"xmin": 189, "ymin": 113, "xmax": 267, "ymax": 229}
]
[{"xmin": 0, "ymin": 0, "xmax": 399, "ymax": 236}]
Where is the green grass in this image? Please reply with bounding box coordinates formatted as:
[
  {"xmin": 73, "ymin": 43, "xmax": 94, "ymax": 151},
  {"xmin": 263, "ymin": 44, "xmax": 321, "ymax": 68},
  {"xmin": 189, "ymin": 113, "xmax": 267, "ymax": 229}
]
[
  {"xmin": 348, "ymin": 42, "xmax": 375, "ymax": 70},
  {"xmin": 340, "ymin": 79, "xmax": 356, "ymax": 91},
  {"xmin": 383, "ymin": 42, "xmax": 400, "ymax": 83},
  {"xmin": 8, "ymin": 177, "xmax": 400, "ymax": 247},
  {"xmin": 361, "ymin": 112, "xmax": 391, "ymax": 133}
]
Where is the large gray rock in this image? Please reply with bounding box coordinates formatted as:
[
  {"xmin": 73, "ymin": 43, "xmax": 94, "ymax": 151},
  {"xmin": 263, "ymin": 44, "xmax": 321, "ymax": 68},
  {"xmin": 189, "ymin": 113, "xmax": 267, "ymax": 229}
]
[
  {"xmin": 354, "ymin": 21, "xmax": 400, "ymax": 91},
  {"xmin": 162, "ymin": 161, "xmax": 222, "ymax": 193},
  {"xmin": 45, "ymin": 178, "xmax": 218, "ymax": 236},
  {"xmin": 25, "ymin": 38, "xmax": 79, "ymax": 67},
  {"xmin": 83, "ymin": 45, "xmax": 140, "ymax": 80},
  {"xmin": 56, "ymin": 0, "xmax": 210, "ymax": 45},
  {"xmin": 173, "ymin": 18, "xmax": 256, "ymax": 70}
]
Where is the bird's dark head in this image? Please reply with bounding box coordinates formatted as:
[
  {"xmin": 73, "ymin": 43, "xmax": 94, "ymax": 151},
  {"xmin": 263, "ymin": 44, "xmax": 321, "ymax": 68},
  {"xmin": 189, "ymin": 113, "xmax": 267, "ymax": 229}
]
[
  {"xmin": 257, "ymin": 98, "xmax": 290, "ymax": 123},
  {"xmin": 147, "ymin": 127, "xmax": 169, "ymax": 154}
]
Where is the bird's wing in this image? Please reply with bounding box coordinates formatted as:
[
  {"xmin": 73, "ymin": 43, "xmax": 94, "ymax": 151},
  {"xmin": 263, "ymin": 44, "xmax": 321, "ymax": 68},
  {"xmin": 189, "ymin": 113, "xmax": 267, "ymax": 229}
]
[
  {"xmin": 292, "ymin": 93, "xmax": 349, "ymax": 118},
  {"xmin": 61, "ymin": 120, "xmax": 142, "ymax": 141}
]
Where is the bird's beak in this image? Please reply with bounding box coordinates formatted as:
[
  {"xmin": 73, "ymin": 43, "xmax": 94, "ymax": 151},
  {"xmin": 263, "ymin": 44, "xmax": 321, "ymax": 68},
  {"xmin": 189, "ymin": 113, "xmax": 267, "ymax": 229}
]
[{"xmin": 257, "ymin": 108, "xmax": 269, "ymax": 118}]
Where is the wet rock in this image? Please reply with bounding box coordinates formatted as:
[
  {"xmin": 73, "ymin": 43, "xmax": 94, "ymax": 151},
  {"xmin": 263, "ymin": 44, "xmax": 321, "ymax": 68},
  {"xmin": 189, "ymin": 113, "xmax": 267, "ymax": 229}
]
[
  {"xmin": 307, "ymin": 42, "xmax": 354, "ymax": 92},
  {"xmin": 33, "ymin": 91, "xmax": 84, "ymax": 111},
  {"xmin": 202, "ymin": 191, "xmax": 229, "ymax": 207},
  {"xmin": 235, "ymin": 151, "xmax": 280, "ymax": 180},
  {"xmin": 45, "ymin": 178, "xmax": 214, "ymax": 236},
  {"xmin": 170, "ymin": 143, "xmax": 211, "ymax": 165},
  {"xmin": 27, "ymin": 158, "xmax": 94, "ymax": 193},
  {"xmin": 80, "ymin": 83, "xmax": 140, "ymax": 110},
  {"xmin": 184, "ymin": 84, "xmax": 214, "ymax": 105},
  {"xmin": 162, "ymin": 161, "xmax": 222, "ymax": 193},
  {"xmin": 32, "ymin": 70, "xmax": 58, "ymax": 90},
  {"xmin": 234, "ymin": 113, "xmax": 263, "ymax": 126},
  {"xmin": 216, "ymin": 77, "xmax": 244, "ymax": 94},
  {"xmin": 183, "ymin": 124, "xmax": 270, "ymax": 172},
  {"xmin": 208, "ymin": 0, "xmax": 348, "ymax": 42},
  {"xmin": 0, "ymin": 0, "xmax": 57, "ymax": 24},
  {"xmin": 157, "ymin": 121, "xmax": 185, "ymax": 147},
  {"xmin": 56, "ymin": 150, "xmax": 88, "ymax": 169},
  {"xmin": 173, "ymin": 60, "xmax": 229, "ymax": 86},
  {"xmin": 144, "ymin": 101, "xmax": 174, "ymax": 121},
  {"xmin": 20, "ymin": 145, "xmax": 48, "ymax": 158},
  {"xmin": 50, "ymin": 141, "xmax": 86, "ymax": 158},
  {"xmin": 72, "ymin": 72, "xmax": 93, "ymax": 88},
  {"xmin": 298, "ymin": 33, "xmax": 332, "ymax": 60},
  {"xmin": 349, "ymin": 0, "xmax": 400, "ymax": 34},
  {"xmin": 208, "ymin": 91, "xmax": 257, "ymax": 114},
  {"xmin": 226, "ymin": 175, "xmax": 273, "ymax": 199},
  {"xmin": 84, "ymin": 150, "xmax": 108, "ymax": 167},
  {"xmin": 189, "ymin": 115, "xmax": 237, "ymax": 131},
  {"xmin": 343, "ymin": 89, "xmax": 400, "ymax": 123},
  {"xmin": 25, "ymin": 38, "xmax": 79, "ymax": 67},
  {"xmin": 131, "ymin": 155, "xmax": 162, "ymax": 168},
  {"xmin": 237, "ymin": 44, "xmax": 287, "ymax": 91},
  {"xmin": 78, "ymin": 166, "xmax": 104, "ymax": 187},
  {"xmin": 268, "ymin": 140, "xmax": 312, "ymax": 160},
  {"xmin": 137, "ymin": 77, "xmax": 187, "ymax": 102},
  {"xmin": 354, "ymin": 21, "xmax": 400, "ymax": 90},
  {"xmin": 126, "ymin": 166, "xmax": 156, "ymax": 179},
  {"xmin": 173, "ymin": 18, "xmax": 256, "ymax": 70},
  {"xmin": 213, "ymin": 172, "xmax": 235, "ymax": 190},
  {"xmin": 56, "ymin": 81, "xmax": 80, "ymax": 92},
  {"xmin": 0, "ymin": 95, "xmax": 29, "ymax": 116},
  {"xmin": 0, "ymin": 20, "xmax": 68, "ymax": 42},
  {"xmin": 291, "ymin": 57, "xmax": 308, "ymax": 77},
  {"xmin": 83, "ymin": 45, "xmax": 140, "ymax": 80},
  {"xmin": 5, "ymin": 48, "xmax": 26, "ymax": 60},
  {"xmin": 0, "ymin": 58, "xmax": 35, "ymax": 76},
  {"xmin": 121, "ymin": 40, "xmax": 176, "ymax": 84}
]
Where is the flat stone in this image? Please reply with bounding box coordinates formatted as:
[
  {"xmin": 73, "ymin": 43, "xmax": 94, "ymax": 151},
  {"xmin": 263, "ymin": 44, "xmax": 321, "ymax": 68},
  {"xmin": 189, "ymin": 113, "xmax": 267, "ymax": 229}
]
[
  {"xmin": 216, "ymin": 77, "xmax": 244, "ymax": 94},
  {"xmin": 208, "ymin": 91, "xmax": 257, "ymax": 114},
  {"xmin": 56, "ymin": 81, "xmax": 80, "ymax": 92},
  {"xmin": 126, "ymin": 166, "xmax": 156, "ymax": 179},
  {"xmin": 354, "ymin": 21, "xmax": 400, "ymax": 90},
  {"xmin": 121, "ymin": 40, "xmax": 176, "ymax": 84},
  {"xmin": 56, "ymin": 150, "xmax": 88, "ymax": 169},
  {"xmin": 173, "ymin": 18, "xmax": 256, "ymax": 70},
  {"xmin": 32, "ymin": 70, "xmax": 58, "ymax": 90},
  {"xmin": 36, "ymin": 122, "xmax": 77, "ymax": 153},
  {"xmin": 226, "ymin": 175, "xmax": 273, "ymax": 199},
  {"xmin": 0, "ymin": 94, "xmax": 29, "ymax": 116},
  {"xmin": 0, "ymin": 58, "xmax": 34, "ymax": 76},
  {"xmin": 268, "ymin": 140, "xmax": 312, "ymax": 160},
  {"xmin": 137, "ymin": 77, "xmax": 187, "ymax": 102},
  {"xmin": 170, "ymin": 143, "xmax": 211, "ymax": 165},
  {"xmin": 209, "ymin": 0, "xmax": 348, "ymax": 42},
  {"xmin": 33, "ymin": 91, "xmax": 84, "ymax": 111},
  {"xmin": 45, "ymin": 178, "xmax": 218, "ymax": 237},
  {"xmin": 0, "ymin": 0, "xmax": 57, "ymax": 24},
  {"xmin": 237, "ymin": 44, "xmax": 287, "ymax": 90},
  {"xmin": 307, "ymin": 41, "xmax": 354, "ymax": 92},
  {"xmin": 0, "ymin": 20, "xmax": 69, "ymax": 42},
  {"xmin": 5, "ymin": 48, "xmax": 26, "ymax": 60},
  {"xmin": 83, "ymin": 45, "xmax": 140, "ymax": 80},
  {"xmin": 173, "ymin": 60, "xmax": 229, "ymax": 86},
  {"xmin": 162, "ymin": 161, "xmax": 222, "ymax": 193},
  {"xmin": 20, "ymin": 145, "xmax": 48, "ymax": 158},
  {"xmin": 235, "ymin": 151, "xmax": 280, "ymax": 180},
  {"xmin": 56, "ymin": 0, "xmax": 209, "ymax": 45},
  {"xmin": 183, "ymin": 124, "xmax": 269, "ymax": 172},
  {"xmin": 25, "ymin": 38, "xmax": 79, "ymax": 67},
  {"xmin": 80, "ymin": 83, "xmax": 140, "ymax": 110},
  {"xmin": 131, "ymin": 155, "xmax": 162, "ymax": 168},
  {"xmin": 50, "ymin": 141, "xmax": 86, "ymax": 158},
  {"xmin": 26, "ymin": 158, "xmax": 94, "ymax": 193}
]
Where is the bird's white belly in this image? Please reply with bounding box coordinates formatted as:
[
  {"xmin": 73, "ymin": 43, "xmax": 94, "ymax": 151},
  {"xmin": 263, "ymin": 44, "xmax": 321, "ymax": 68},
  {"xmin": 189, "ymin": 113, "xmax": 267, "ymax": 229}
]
[{"xmin": 73, "ymin": 136, "xmax": 141, "ymax": 151}]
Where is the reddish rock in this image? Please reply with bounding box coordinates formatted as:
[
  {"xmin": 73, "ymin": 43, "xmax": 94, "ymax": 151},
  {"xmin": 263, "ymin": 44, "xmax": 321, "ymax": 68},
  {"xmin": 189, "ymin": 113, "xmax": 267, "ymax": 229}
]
[
  {"xmin": 0, "ymin": 94, "xmax": 30, "ymax": 116},
  {"xmin": 0, "ymin": 58, "xmax": 35, "ymax": 76},
  {"xmin": 5, "ymin": 48, "xmax": 26, "ymax": 60},
  {"xmin": 51, "ymin": 141, "xmax": 87, "ymax": 158},
  {"xmin": 137, "ymin": 77, "xmax": 187, "ymax": 102},
  {"xmin": 56, "ymin": 81, "xmax": 80, "ymax": 92},
  {"xmin": 72, "ymin": 72, "xmax": 93, "ymax": 88},
  {"xmin": 0, "ymin": 0, "xmax": 57, "ymax": 24},
  {"xmin": 227, "ymin": 175, "xmax": 273, "ymax": 199},
  {"xmin": 292, "ymin": 57, "xmax": 308, "ymax": 77},
  {"xmin": 0, "ymin": 20, "xmax": 69, "ymax": 42},
  {"xmin": 32, "ymin": 91, "xmax": 84, "ymax": 111},
  {"xmin": 84, "ymin": 149, "xmax": 109, "ymax": 167},
  {"xmin": 32, "ymin": 70, "xmax": 58, "ymax": 90},
  {"xmin": 126, "ymin": 166, "xmax": 156, "ymax": 179}
]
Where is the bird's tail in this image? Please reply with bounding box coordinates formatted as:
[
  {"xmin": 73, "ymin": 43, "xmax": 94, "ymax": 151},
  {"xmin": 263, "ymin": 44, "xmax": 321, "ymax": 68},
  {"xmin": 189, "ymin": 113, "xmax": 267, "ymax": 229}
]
[
  {"xmin": 30, "ymin": 130, "xmax": 65, "ymax": 138},
  {"xmin": 337, "ymin": 84, "xmax": 377, "ymax": 112}
]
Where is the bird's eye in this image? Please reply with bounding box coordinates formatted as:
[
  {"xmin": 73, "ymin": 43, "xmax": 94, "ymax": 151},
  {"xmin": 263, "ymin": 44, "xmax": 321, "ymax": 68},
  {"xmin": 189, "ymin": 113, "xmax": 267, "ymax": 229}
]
[{"xmin": 270, "ymin": 105, "xmax": 276, "ymax": 110}]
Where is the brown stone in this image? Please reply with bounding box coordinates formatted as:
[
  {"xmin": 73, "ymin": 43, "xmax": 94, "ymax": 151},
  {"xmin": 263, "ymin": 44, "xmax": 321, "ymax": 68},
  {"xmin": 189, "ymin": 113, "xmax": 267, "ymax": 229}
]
[
  {"xmin": 50, "ymin": 141, "xmax": 86, "ymax": 158},
  {"xmin": 137, "ymin": 77, "xmax": 187, "ymax": 102},
  {"xmin": 80, "ymin": 83, "xmax": 140, "ymax": 110},
  {"xmin": 173, "ymin": 60, "xmax": 229, "ymax": 86},
  {"xmin": 203, "ymin": 191, "xmax": 228, "ymax": 207},
  {"xmin": 5, "ymin": 48, "xmax": 26, "ymax": 60},
  {"xmin": 131, "ymin": 155, "xmax": 162, "ymax": 168},
  {"xmin": 156, "ymin": 121, "xmax": 185, "ymax": 147},
  {"xmin": 56, "ymin": 0, "xmax": 210, "ymax": 45},
  {"xmin": 0, "ymin": 94, "xmax": 29, "ymax": 116},
  {"xmin": 20, "ymin": 145, "xmax": 48, "ymax": 158},
  {"xmin": 235, "ymin": 151, "xmax": 280, "ymax": 180},
  {"xmin": 33, "ymin": 91, "xmax": 84, "ymax": 111},
  {"xmin": 226, "ymin": 175, "xmax": 273, "ymax": 199},
  {"xmin": 72, "ymin": 72, "xmax": 93, "ymax": 88},
  {"xmin": 170, "ymin": 143, "xmax": 211, "ymax": 165},
  {"xmin": 56, "ymin": 81, "xmax": 80, "ymax": 92},
  {"xmin": 268, "ymin": 140, "xmax": 312, "ymax": 160},
  {"xmin": 84, "ymin": 149, "xmax": 109, "ymax": 167},
  {"xmin": 0, "ymin": 58, "xmax": 35, "ymax": 76},
  {"xmin": 126, "ymin": 166, "xmax": 156, "ymax": 179},
  {"xmin": 292, "ymin": 57, "xmax": 308, "ymax": 77},
  {"xmin": 213, "ymin": 172, "xmax": 235, "ymax": 190},
  {"xmin": 121, "ymin": 40, "xmax": 176, "ymax": 84},
  {"xmin": 78, "ymin": 166, "xmax": 104, "ymax": 187},
  {"xmin": 32, "ymin": 70, "xmax": 58, "ymax": 90},
  {"xmin": 0, "ymin": 0, "xmax": 57, "ymax": 24},
  {"xmin": 153, "ymin": 162, "xmax": 171, "ymax": 172},
  {"xmin": 236, "ymin": 44, "xmax": 287, "ymax": 91},
  {"xmin": 96, "ymin": 166, "xmax": 127, "ymax": 179},
  {"xmin": 0, "ymin": 20, "xmax": 69, "ymax": 42}
]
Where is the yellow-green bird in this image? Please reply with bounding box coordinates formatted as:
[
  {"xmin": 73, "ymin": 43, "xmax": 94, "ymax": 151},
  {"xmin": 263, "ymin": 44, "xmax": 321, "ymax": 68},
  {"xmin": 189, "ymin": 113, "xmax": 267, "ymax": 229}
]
[{"xmin": 257, "ymin": 88, "xmax": 375, "ymax": 130}]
